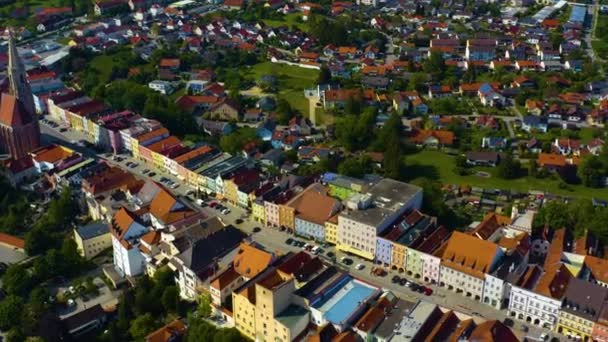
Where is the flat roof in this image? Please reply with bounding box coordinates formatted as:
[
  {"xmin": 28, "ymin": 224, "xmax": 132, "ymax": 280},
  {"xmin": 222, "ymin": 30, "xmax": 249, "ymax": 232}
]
[
  {"xmin": 374, "ymin": 298, "xmax": 418, "ymax": 339},
  {"xmin": 275, "ymin": 304, "xmax": 309, "ymax": 329},
  {"xmin": 393, "ymin": 301, "xmax": 437, "ymax": 340},
  {"xmin": 76, "ymin": 221, "xmax": 109, "ymax": 240},
  {"xmin": 340, "ymin": 179, "xmax": 421, "ymax": 227},
  {"xmin": 200, "ymin": 155, "xmax": 248, "ymax": 177}
]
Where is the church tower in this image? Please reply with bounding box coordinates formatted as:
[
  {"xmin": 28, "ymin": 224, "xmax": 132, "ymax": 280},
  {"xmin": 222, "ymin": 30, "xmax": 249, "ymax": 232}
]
[{"xmin": 0, "ymin": 28, "xmax": 41, "ymax": 160}]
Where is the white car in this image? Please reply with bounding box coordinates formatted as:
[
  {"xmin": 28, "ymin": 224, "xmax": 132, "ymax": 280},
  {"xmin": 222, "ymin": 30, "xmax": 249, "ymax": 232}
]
[
  {"xmin": 311, "ymin": 246, "xmax": 320, "ymax": 254},
  {"xmin": 540, "ymin": 333, "xmax": 548, "ymax": 341},
  {"xmin": 355, "ymin": 264, "xmax": 365, "ymax": 270},
  {"xmin": 221, "ymin": 208, "xmax": 231, "ymax": 215}
]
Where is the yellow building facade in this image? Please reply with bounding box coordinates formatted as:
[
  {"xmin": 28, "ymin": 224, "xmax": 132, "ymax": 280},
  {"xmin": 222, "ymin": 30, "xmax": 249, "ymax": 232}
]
[
  {"xmin": 558, "ymin": 311, "xmax": 593, "ymax": 341},
  {"xmin": 325, "ymin": 219, "xmax": 338, "ymax": 245},
  {"xmin": 391, "ymin": 243, "xmax": 407, "ymax": 272},
  {"xmin": 73, "ymin": 221, "xmax": 111, "ymax": 260},
  {"xmin": 252, "ymin": 201, "xmax": 266, "ymax": 223}
]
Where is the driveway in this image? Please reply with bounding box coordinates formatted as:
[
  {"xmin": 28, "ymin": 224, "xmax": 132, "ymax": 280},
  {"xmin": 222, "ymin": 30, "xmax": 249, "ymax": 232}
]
[{"xmin": 0, "ymin": 244, "xmax": 27, "ymax": 264}]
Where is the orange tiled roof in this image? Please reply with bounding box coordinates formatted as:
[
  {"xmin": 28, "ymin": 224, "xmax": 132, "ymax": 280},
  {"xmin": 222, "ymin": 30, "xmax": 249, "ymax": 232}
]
[
  {"xmin": 145, "ymin": 319, "xmax": 186, "ymax": 342},
  {"xmin": 287, "ymin": 184, "xmax": 340, "ymax": 225},
  {"xmin": 31, "ymin": 144, "xmax": 74, "ymax": 164},
  {"xmin": 0, "ymin": 232, "xmax": 25, "ymax": 249},
  {"xmin": 233, "ymin": 242, "xmax": 273, "ymax": 278},
  {"xmin": 469, "ymin": 320, "xmax": 519, "ymax": 342},
  {"xmin": 210, "ymin": 266, "xmax": 241, "ymax": 290},
  {"xmin": 111, "ymin": 207, "xmax": 137, "ymax": 240},
  {"xmin": 140, "ymin": 230, "xmax": 160, "ymax": 245},
  {"xmin": 337, "ymin": 46, "xmax": 357, "ymax": 54},
  {"xmin": 470, "ymin": 212, "xmax": 511, "ymax": 240},
  {"xmin": 355, "ymin": 297, "xmax": 393, "ymax": 333},
  {"xmin": 584, "ymin": 255, "xmax": 608, "ymax": 284},
  {"xmin": 159, "ymin": 58, "xmax": 180, "ymax": 68},
  {"xmin": 145, "ymin": 136, "xmax": 181, "ymax": 154},
  {"xmin": 535, "ymin": 263, "xmax": 572, "ymax": 299},
  {"xmin": 173, "ymin": 145, "xmax": 213, "ymax": 164},
  {"xmin": 538, "ymin": 153, "xmax": 566, "ymax": 167},
  {"xmin": 135, "ymin": 127, "xmax": 169, "ymax": 142},
  {"xmin": 441, "ymin": 231, "xmax": 500, "ymax": 279},
  {"xmin": 410, "ymin": 129, "xmax": 455, "ymax": 146}
]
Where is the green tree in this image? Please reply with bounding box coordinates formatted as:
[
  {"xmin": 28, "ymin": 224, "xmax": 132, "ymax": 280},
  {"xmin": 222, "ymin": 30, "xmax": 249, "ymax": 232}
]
[
  {"xmin": 497, "ymin": 153, "xmax": 521, "ymax": 179},
  {"xmin": 528, "ymin": 159, "xmax": 538, "ymax": 178},
  {"xmin": 161, "ymin": 286, "xmax": 179, "ymax": 313},
  {"xmin": 129, "ymin": 313, "xmax": 158, "ymax": 341},
  {"xmin": 533, "ymin": 200, "xmax": 573, "ymax": 229},
  {"xmin": 219, "ymin": 127, "xmax": 259, "ymax": 154},
  {"xmin": 317, "ymin": 64, "xmax": 332, "ymax": 84},
  {"xmin": 578, "ymin": 155, "xmax": 604, "ymax": 187},
  {"xmin": 197, "ymin": 293, "xmax": 212, "ymax": 319},
  {"xmin": 2, "ymin": 264, "xmax": 34, "ymax": 297},
  {"xmin": 338, "ymin": 156, "xmax": 372, "ymax": 178},
  {"xmin": 276, "ymin": 98, "xmax": 297, "ymax": 124},
  {"xmin": 0, "ymin": 295, "xmax": 24, "ymax": 330},
  {"xmin": 5, "ymin": 329, "xmax": 25, "ymax": 342}
]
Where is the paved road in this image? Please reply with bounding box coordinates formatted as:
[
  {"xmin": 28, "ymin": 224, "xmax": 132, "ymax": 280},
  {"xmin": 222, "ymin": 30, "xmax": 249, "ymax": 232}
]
[{"xmin": 40, "ymin": 117, "xmax": 556, "ymax": 341}]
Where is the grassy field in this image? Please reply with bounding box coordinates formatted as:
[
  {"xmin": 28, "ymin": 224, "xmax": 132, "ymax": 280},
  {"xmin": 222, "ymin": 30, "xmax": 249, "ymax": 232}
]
[
  {"xmin": 593, "ymin": 13, "xmax": 608, "ymax": 59},
  {"xmin": 245, "ymin": 61, "xmax": 318, "ymax": 117},
  {"xmin": 406, "ymin": 150, "xmax": 608, "ymax": 199},
  {"xmin": 89, "ymin": 54, "xmax": 117, "ymax": 84},
  {"xmin": 263, "ymin": 13, "xmax": 308, "ymax": 32}
]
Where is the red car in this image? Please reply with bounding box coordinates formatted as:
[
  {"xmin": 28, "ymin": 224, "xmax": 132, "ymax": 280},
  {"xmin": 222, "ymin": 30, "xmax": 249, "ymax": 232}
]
[
  {"xmin": 209, "ymin": 201, "xmax": 218, "ymax": 208},
  {"xmin": 424, "ymin": 287, "xmax": 433, "ymax": 296}
]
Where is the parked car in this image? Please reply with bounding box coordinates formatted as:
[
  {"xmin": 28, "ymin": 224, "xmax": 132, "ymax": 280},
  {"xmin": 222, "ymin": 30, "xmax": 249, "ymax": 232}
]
[
  {"xmin": 392, "ymin": 275, "xmax": 401, "ymax": 284},
  {"xmin": 285, "ymin": 238, "xmax": 294, "ymax": 245},
  {"xmin": 148, "ymin": 172, "xmax": 156, "ymax": 177},
  {"xmin": 424, "ymin": 287, "xmax": 433, "ymax": 296},
  {"xmin": 326, "ymin": 252, "xmax": 335, "ymax": 259},
  {"xmin": 399, "ymin": 278, "xmax": 408, "ymax": 286},
  {"xmin": 142, "ymin": 169, "xmax": 150, "ymax": 174},
  {"xmin": 341, "ymin": 257, "xmax": 353, "ymax": 266},
  {"xmin": 221, "ymin": 208, "xmax": 231, "ymax": 215},
  {"xmin": 252, "ymin": 227, "xmax": 261, "ymax": 233},
  {"xmin": 355, "ymin": 263, "xmax": 364, "ymax": 270}
]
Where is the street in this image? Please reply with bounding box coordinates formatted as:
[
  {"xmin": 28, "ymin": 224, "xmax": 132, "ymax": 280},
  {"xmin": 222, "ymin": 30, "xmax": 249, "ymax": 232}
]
[{"xmin": 39, "ymin": 117, "xmax": 556, "ymax": 341}]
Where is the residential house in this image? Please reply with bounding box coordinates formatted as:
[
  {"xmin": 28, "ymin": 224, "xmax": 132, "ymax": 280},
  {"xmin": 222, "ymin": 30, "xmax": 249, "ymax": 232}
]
[
  {"xmin": 428, "ymin": 85, "xmax": 453, "ymax": 99},
  {"xmin": 206, "ymin": 99, "xmax": 240, "ymax": 121},
  {"xmin": 110, "ymin": 208, "xmax": 149, "ymax": 277},
  {"xmin": 465, "ymin": 151, "xmax": 501, "ymax": 167},
  {"xmin": 439, "ymin": 232, "xmax": 503, "ymax": 302},
  {"xmin": 409, "ymin": 129, "xmax": 455, "ymax": 148},
  {"xmin": 522, "ymin": 115, "xmax": 548, "ymax": 133},
  {"xmin": 482, "ymin": 137, "xmax": 508, "ymax": 150},
  {"xmin": 74, "ymin": 221, "xmax": 111, "ymax": 259},
  {"xmin": 285, "ymin": 183, "xmax": 341, "ymax": 240},
  {"xmin": 557, "ymin": 278, "xmax": 608, "ymax": 341},
  {"xmin": 172, "ymin": 225, "xmax": 247, "ymax": 300},
  {"xmin": 337, "ymin": 179, "xmax": 422, "ymax": 260}
]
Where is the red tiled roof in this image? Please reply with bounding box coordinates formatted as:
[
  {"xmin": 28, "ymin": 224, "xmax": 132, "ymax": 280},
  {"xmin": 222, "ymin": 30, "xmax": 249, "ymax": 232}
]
[{"xmin": 0, "ymin": 232, "xmax": 25, "ymax": 249}]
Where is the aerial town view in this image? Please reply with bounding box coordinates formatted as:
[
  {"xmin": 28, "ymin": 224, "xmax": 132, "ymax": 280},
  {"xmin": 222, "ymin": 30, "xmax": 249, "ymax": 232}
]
[{"xmin": 2, "ymin": 0, "xmax": 608, "ymax": 341}]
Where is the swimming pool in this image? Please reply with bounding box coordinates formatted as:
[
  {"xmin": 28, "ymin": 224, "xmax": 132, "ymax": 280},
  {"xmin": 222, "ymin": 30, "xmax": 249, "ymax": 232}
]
[{"xmin": 323, "ymin": 280, "xmax": 376, "ymax": 324}]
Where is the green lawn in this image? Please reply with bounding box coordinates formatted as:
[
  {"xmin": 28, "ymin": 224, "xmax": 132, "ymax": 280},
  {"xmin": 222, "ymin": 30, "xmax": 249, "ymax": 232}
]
[
  {"xmin": 263, "ymin": 13, "xmax": 308, "ymax": 32},
  {"xmin": 406, "ymin": 150, "xmax": 608, "ymax": 199},
  {"xmin": 245, "ymin": 61, "xmax": 318, "ymax": 116}
]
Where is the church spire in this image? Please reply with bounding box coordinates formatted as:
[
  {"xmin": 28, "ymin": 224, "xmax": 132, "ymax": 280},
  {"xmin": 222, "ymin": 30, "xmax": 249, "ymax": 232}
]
[{"xmin": 7, "ymin": 28, "xmax": 35, "ymax": 118}]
